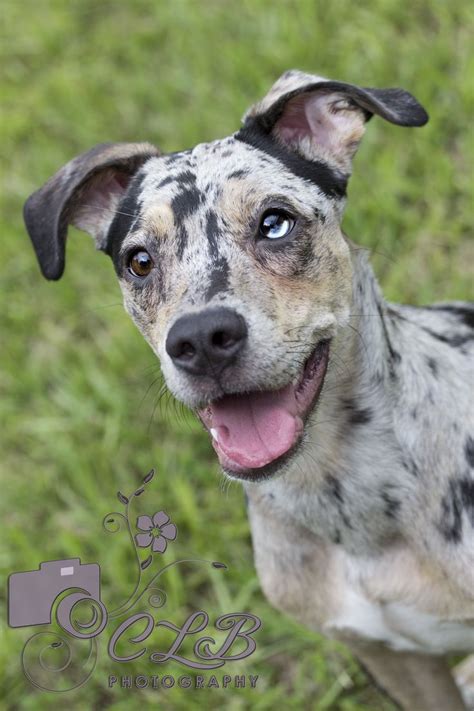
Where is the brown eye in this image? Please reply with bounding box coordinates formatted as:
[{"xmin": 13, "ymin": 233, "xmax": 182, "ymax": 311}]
[{"xmin": 128, "ymin": 250, "xmax": 153, "ymax": 278}]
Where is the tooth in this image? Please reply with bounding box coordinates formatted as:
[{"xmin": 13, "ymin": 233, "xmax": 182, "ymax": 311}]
[{"xmin": 210, "ymin": 428, "xmax": 219, "ymax": 442}]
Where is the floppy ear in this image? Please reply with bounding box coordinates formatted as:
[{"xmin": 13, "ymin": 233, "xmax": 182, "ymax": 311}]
[
  {"xmin": 243, "ymin": 70, "xmax": 428, "ymax": 173},
  {"xmin": 24, "ymin": 142, "xmax": 160, "ymax": 280}
]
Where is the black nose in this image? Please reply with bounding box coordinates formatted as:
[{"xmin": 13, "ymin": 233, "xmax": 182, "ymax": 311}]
[{"xmin": 165, "ymin": 307, "xmax": 248, "ymax": 376}]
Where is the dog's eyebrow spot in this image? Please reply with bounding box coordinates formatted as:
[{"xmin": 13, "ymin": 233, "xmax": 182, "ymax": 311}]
[
  {"xmin": 465, "ymin": 436, "xmax": 474, "ymax": 468},
  {"xmin": 205, "ymin": 255, "xmax": 230, "ymax": 301},
  {"xmin": 142, "ymin": 203, "xmax": 174, "ymax": 233}
]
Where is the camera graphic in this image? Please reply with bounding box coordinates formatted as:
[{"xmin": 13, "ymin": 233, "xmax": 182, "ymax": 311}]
[{"xmin": 8, "ymin": 558, "xmax": 101, "ymax": 628}]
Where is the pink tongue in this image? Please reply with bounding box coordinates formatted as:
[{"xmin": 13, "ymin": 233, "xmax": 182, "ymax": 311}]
[{"xmin": 209, "ymin": 384, "xmax": 303, "ymax": 470}]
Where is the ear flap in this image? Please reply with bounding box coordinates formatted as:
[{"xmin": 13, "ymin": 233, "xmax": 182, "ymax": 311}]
[
  {"xmin": 243, "ymin": 70, "xmax": 428, "ymax": 172},
  {"xmin": 24, "ymin": 142, "xmax": 160, "ymax": 280}
]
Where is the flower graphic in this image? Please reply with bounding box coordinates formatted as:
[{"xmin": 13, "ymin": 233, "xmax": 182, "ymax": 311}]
[{"xmin": 135, "ymin": 511, "xmax": 177, "ymax": 553}]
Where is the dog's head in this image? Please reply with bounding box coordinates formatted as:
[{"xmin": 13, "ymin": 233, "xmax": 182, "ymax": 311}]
[{"xmin": 24, "ymin": 71, "xmax": 428, "ymax": 481}]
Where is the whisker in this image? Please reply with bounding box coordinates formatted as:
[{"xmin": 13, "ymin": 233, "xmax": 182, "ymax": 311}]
[{"xmin": 81, "ymin": 202, "xmax": 138, "ymax": 219}]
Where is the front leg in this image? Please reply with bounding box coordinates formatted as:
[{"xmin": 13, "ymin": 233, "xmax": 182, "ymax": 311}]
[{"xmin": 346, "ymin": 639, "xmax": 466, "ymax": 711}]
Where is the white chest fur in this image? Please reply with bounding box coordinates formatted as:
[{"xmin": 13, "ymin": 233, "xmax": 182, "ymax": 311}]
[{"xmin": 325, "ymin": 549, "xmax": 474, "ymax": 653}]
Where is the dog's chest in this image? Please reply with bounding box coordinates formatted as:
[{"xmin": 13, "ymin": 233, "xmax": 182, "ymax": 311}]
[{"xmin": 248, "ymin": 501, "xmax": 474, "ymax": 655}]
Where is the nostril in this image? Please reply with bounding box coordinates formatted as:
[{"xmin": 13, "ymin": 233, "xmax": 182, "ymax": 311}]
[
  {"xmin": 179, "ymin": 341, "xmax": 196, "ymax": 359},
  {"xmin": 211, "ymin": 330, "xmax": 236, "ymax": 350}
]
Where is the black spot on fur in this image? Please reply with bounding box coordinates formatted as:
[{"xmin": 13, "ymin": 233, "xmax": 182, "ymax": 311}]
[
  {"xmin": 460, "ymin": 477, "xmax": 474, "ymax": 525},
  {"xmin": 313, "ymin": 207, "xmax": 326, "ymax": 223},
  {"xmin": 389, "ymin": 304, "xmax": 474, "ymax": 348},
  {"xmin": 324, "ymin": 475, "xmax": 354, "ymax": 532},
  {"xmin": 176, "ymin": 223, "xmax": 189, "ymax": 260},
  {"xmin": 381, "ymin": 486, "xmax": 401, "ymax": 519},
  {"xmin": 175, "ymin": 170, "xmax": 196, "ymax": 185},
  {"xmin": 227, "ymin": 169, "xmax": 249, "ymax": 179},
  {"xmin": 379, "ymin": 303, "xmax": 401, "ymax": 377},
  {"xmin": 164, "ymin": 154, "xmax": 180, "ymax": 166},
  {"xmin": 418, "ymin": 324, "xmax": 473, "ymax": 348},
  {"xmin": 465, "ymin": 436, "xmax": 474, "ymax": 468},
  {"xmin": 236, "ymin": 124, "xmax": 348, "ymax": 199},
  {"xmin": 326, "ymin": 474, "xmax": 344, "ymax": 503},
  {"xmin": 438, "ymin": 476, "xmax": 474, "ymax": 543},
  {"xmin": 205, "ymin": 210, "xmax": 220, "ymax": 258},
  {"xmin": 424, "ymin": 304, "xmax": 474, "ymax": 329},
  {"xmin": 426, "ymin": 357, "xmax": 438, "ymax": 376},
  {"xmin": 350, "ymin": 407, "xmax": 373, "ymax": 425},
  {"xmin": 157, "ymin": 176, "xmax": 175, "ymax": 188},
  {"xmin": 343, "ymin": 399, "xmax": 373, "ymax": 425},
  {"xmin": 402, "ymin": 455, "xmax": 420, "ymax": 478},
  {"xmin": 171, "ymin": 185, "xmax": 204, "ymax": 222},
  {"xmin": 438, "ymin": 480, "xmax": 462, "ymax": 543},
  {"xmin": 205, "ymin": 255, "xmax": 230, "ymax": 301}
]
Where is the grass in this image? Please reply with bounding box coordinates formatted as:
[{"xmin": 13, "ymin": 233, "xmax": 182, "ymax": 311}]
[{"xmin": 0, "ymin": 1, "xmax": 472, "ymax": 709}]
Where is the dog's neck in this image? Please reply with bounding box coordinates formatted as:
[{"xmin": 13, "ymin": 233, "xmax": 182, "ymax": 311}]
[{"xmin": 246, "ymin": 243, "xmax": 416, "ymax": 555}]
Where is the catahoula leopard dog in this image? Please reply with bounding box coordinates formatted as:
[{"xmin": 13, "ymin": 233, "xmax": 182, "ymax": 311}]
[{"xmin": 24, "ymin": 71, "xmax": 474, "ymax": 710}]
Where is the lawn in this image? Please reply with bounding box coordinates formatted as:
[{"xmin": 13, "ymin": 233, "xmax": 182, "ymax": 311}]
[{"xmin": 0, "ymin": 1, "xmax": 472, "ymax": 709}]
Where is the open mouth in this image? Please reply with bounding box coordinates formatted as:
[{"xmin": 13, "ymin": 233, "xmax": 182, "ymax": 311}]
[{"xmin": 198, "ymin": 340, "xmax": 330, "ymax": 480}]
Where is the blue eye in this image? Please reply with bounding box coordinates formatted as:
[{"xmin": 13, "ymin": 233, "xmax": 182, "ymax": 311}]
[{"xmin": 259, "ymin": 210, "xmax": 295, "ymax": 239}]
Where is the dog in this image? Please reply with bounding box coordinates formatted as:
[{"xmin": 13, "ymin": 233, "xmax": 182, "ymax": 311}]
[{"xmin": 24, "ymin": 70, "xmax": 474, "ymax": 710}]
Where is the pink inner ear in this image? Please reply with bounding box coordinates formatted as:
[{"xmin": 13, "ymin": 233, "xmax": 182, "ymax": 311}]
[
  {"xmin": 72, "ymin": 169, "xmax": 132, "ymax": 240},
  {"xmin": 113, "ymin": 171, "xmax": 132, "ymax": 190},
  {"xmin": 275, "ymin": 94, "xmax": 314, "ymax": 142},
  {"xmin": 82, "ymin": 170, "xmax": 130, "ymax": 210},
  {"xmin": 274, "ymin": 90, "xmax": 366, "ymax": 167}
]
